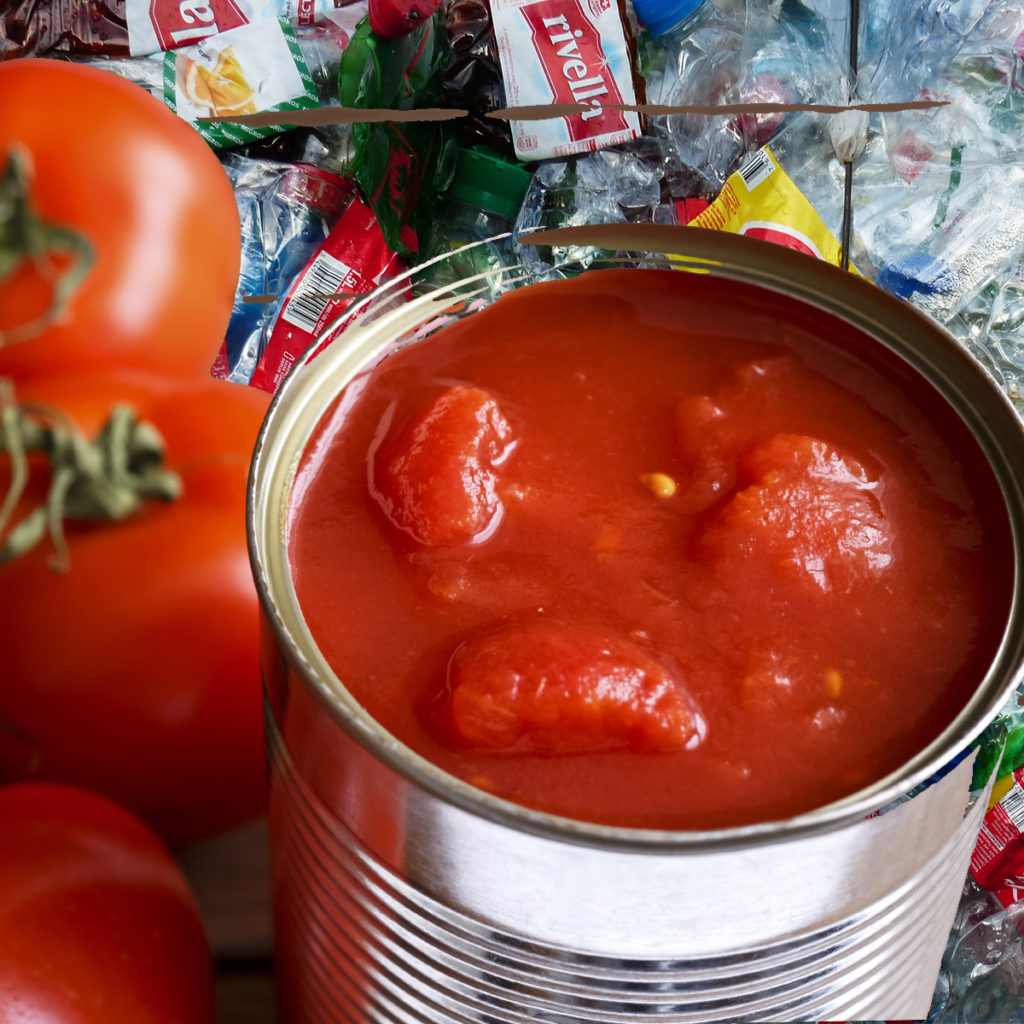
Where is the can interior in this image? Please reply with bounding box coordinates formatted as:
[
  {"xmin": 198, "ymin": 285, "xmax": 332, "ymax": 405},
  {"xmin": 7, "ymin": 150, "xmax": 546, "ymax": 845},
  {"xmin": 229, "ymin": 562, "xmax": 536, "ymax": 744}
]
[{"xmin": 248, "ymin": 225, "xmax": 1024, "ymax": 851}]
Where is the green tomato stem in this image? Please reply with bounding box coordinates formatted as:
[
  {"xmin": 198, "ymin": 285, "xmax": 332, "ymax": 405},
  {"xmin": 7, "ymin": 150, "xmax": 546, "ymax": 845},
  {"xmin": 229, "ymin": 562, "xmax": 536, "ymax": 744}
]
[
  {"xmin": 0, "ymin": 380, "xmax": 183, "ymax": 572},
  {"xmin": 0, "ymin": 145, "xmax": 95, "ymax": 348}
]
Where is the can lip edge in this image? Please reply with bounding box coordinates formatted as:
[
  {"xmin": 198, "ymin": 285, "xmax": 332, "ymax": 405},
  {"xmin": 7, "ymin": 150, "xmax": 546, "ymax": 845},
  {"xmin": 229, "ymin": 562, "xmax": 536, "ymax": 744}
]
[{"xmin": 248, "ymin": 229, "xmax": 1024, "ymax": 851}]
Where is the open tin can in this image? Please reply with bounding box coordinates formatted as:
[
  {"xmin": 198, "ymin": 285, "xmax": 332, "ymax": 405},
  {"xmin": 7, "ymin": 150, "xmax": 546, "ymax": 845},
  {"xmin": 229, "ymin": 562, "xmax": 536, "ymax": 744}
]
[{"xmin": 248, "ymin": 226, "xmax": 1024, "ymax": 1022}]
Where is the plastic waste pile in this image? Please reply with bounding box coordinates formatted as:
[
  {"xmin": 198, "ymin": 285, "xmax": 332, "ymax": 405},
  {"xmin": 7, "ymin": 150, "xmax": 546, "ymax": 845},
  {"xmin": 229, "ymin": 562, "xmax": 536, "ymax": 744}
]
[{"xmin": 6, "ymin": 0, "xmax": 1024, "ymax": 1016}]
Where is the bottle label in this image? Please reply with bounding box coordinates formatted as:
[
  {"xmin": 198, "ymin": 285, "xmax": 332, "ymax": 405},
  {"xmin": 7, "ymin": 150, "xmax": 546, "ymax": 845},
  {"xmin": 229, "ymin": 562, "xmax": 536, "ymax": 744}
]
[
  {"xmin": 145, "ymin": 0, "xmax": 249, "ymax": 52},
  {"xmin": 162, "ymin": 19, "xmax": 320, "ymax": 147},
  {"xmin": 490, "ymin": 0, "xmax": 641, "ymax": 161},
  {"xmin": 248, "ymin": 195, "xmax": 408, "ymax": 394},
  {"xmin": 125, "ymin": 0, "xmax": 359, "ymax": 54}
]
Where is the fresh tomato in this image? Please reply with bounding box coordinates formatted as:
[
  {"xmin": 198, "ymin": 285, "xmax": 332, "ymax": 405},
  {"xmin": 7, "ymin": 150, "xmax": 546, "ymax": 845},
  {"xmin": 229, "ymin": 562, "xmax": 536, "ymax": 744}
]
[
  {"xmin": 0, "ymin": 58, "xmax": 239, "ymax": 381},
  {"xmin": 0, "ymin": 371, "xmax": 270, "ymax": 846},
  {"xmin": 0, "ymin": 782, "xmax": 214, "ymax": 1023}
]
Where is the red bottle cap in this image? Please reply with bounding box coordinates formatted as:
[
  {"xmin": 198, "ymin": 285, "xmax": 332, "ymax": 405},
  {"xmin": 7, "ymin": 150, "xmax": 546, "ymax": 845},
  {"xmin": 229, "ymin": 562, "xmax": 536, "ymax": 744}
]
[{"xmin": 368, "ymin": 0, "xmax": 442, "ymax": 39}]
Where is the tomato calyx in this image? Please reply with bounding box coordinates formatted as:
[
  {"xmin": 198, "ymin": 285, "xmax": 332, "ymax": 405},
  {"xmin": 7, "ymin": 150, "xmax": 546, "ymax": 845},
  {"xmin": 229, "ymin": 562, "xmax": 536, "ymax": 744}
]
[
  {"xmin": 0, "ymin": 379, "xmax": 182, "ymax": 572},
  {"xmin": 0, "ymin": 145, "xmax": 94, "ymax": 349}
]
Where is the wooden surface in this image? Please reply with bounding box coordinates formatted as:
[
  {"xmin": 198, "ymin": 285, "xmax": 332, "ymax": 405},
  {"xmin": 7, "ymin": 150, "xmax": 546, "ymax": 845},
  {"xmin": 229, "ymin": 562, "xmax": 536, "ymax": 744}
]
[{"xmin": 176, "ymin": 816, "xmax": 278, "ymax": 1024}]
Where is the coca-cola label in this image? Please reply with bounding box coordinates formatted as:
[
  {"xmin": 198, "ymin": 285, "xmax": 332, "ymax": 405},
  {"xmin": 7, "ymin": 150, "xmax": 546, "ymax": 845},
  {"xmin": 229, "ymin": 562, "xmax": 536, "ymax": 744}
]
[
  {"xmin": 520, "ymin": 0, "xmax": 630, "ymax": 143},
  {"xmin": 148, "ymin": 0, "xmax": 249, "ymax": 49}
]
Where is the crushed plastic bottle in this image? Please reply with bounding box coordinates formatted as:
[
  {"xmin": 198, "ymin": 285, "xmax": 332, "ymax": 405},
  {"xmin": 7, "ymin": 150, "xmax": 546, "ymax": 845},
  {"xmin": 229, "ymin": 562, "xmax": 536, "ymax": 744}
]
[
  {"xmin": 733, "ymin": 0, "xmax": 851, "ymax": 150},
  {"xmin": 642, "ymin": 1, "xmax": 747, "ymax": 195},
  {"xmin": 211, "ymin": 155, "xmax": 357, "ymax": 384},
  {"xmin": 418, "ymin": 144, "xmax": 532, "ymax": 295},
  {"xmin": 928, "ymin": 876, "xmax": 1024, "ymax": 1023},
  {"xmin": 440, "ymin": 0, "xmax": 513, "ymax": 154},
  {"xmin": 981, "ymin": 255, "xmax": 1024, "ymax": 408},
  {"xmin": 513, "ymin": 139, "xmax": 677, "ymax": 281},
  {"xmin": 859, "ymin": 141, "xmax": 1024, "ymax": 323},
  {"xmin": 337, "ymin": 9, "xmax": 457, "ymax": 255},
  {"xmin": 858, "ymin": 0, "xmax": 994, "ymax": 104}
]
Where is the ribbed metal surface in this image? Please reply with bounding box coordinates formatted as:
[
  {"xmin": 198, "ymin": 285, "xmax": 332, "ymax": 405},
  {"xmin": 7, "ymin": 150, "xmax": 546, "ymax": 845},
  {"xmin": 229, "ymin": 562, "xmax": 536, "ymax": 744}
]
[{"xmin": 266, "ymin": 706, "xmax": 982, "ymax": 1023}]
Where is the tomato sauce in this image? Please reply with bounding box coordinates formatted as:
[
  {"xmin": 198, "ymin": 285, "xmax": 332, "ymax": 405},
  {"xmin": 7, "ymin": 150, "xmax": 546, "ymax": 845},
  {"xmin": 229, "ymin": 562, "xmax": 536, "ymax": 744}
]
[{"xmin": 286, "ymin": 269, "xmax": 1012, "ymax": 830}]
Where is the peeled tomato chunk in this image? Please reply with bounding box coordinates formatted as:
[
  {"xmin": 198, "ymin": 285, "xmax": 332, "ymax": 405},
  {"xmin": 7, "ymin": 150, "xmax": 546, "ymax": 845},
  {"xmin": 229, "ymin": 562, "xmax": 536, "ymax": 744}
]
[
  {"xmin": 445, "ymin": 619, "xmax": 700, "ymax": 755},
  {"xmin": 372, "ymin": 385, "xmax": 514, "ymax": 547},
  {"xmin": 701, "ymin": 433, "xmax": 893, "ymax": 593}
]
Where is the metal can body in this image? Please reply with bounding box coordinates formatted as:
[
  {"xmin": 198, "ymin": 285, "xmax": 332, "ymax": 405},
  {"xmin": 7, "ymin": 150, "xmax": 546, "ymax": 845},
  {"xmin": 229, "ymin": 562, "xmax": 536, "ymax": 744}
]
[{"xmin": 249, "ymin": 228, "xmax": 1024, "ymax": 1022}]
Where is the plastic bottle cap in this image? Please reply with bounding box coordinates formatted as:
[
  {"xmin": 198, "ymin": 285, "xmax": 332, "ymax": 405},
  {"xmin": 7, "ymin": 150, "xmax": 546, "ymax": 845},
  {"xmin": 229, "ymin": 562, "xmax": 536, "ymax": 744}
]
[
  {"xmin": 632, "ymin": 0, "xmax": 707, "ymax": 37},
  {"xmin": 450, "ymin": 146, "xmax": 533, "ymax": 223}
]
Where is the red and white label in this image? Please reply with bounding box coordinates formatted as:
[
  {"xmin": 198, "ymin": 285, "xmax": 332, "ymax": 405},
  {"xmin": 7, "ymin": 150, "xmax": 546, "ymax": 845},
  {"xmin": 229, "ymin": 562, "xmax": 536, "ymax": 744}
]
[
  {"xmin": 248, "ymin": 196, "xmax": 407, "ymax": 394},
  {"xmin": 148, "ymin": 0, "xmax": 249, "ymax": 49},
  {"xmin": 124, "ymin": 0, "xmax": 367, "ymax": 55},
  {"xmin": 973, "ymin": 766, "xmax": 1024, "ymax": 937},
  {"xmin": 739, "ymin": 221, "xmax": 823, "ymax": 260},
  {"xmin": 491, "ymin": 0, "xmax": 640, "ymax": 161},
  {"xmin": 971, "ymin": 765, "xmax": 1024, "ymax": 890},
  {"xmin": 520, "ymin": 0, "xmax": 630, "ymax": 143}
]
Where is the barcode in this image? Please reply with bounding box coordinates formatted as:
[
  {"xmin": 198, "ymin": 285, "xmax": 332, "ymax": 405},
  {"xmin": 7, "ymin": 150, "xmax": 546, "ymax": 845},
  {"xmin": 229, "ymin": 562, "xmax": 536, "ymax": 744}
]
[
  {"xmin": 281, "ymin": 250, "xmax": 352, "ymax": 333},
  {"xmin": 738, "ymin": 149, "xmax": 775, "ymax": 191},
  {"xmin": 1000, "ymin": 781, "xmax": 1024, "ymax": 830}
]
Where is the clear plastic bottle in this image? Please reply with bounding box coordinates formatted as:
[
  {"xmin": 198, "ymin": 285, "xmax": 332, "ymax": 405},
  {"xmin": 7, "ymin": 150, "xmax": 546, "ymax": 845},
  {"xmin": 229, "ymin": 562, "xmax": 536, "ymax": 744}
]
[
  {"xmin": 213, "ymin": 157, "xmax": 356, "ymax": 384},
  {"xmin": 418, "ymin": 144, "xmax": 532, "ymax": 294}
]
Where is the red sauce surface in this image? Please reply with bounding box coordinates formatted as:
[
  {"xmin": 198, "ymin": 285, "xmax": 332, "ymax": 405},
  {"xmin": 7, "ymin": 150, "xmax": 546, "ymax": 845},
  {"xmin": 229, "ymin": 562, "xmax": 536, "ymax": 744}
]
[{"xmin": 287, "ymin": 269, "xmax": 1012, "ymax": 830}]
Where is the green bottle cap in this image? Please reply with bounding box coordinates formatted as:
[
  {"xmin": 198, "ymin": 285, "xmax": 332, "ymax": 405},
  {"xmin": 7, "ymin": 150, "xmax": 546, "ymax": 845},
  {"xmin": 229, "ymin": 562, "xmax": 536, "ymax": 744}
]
[{"xmin": 449, "ymin": 146, "xmax": 533, "ymax": 223}]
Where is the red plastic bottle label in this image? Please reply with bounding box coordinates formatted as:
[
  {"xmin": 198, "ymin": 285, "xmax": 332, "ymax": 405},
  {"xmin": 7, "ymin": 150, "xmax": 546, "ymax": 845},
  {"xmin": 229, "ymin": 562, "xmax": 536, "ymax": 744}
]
[
  {"xmin": 248, "ymin": 195, "xmax": 407, "ymax": 393},
  {"xmin": 970, "ymin": 764, "xmax": 1024, "ymax": 892}
]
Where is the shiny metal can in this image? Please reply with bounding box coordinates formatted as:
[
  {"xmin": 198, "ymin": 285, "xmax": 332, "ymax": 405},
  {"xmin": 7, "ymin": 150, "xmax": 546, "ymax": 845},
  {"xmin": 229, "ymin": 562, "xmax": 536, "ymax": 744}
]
[{"xmin": 248, "ymin": 226, "xmax": 1024, "ymax": 1022}]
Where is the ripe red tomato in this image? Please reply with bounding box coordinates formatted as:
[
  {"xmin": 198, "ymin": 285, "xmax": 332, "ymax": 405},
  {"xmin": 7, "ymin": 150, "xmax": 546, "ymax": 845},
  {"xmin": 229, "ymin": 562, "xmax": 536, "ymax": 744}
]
[
  {"xmin": 0, "ymin": 59, "xmax": 239, "ymax": 381},
  {"xmin": 0, "ymin": 782, "xmax": 214, "ymax": 1023},
  {"xmin": 0, "ymin": 371, "xmax": 270, "ymax": 846}
]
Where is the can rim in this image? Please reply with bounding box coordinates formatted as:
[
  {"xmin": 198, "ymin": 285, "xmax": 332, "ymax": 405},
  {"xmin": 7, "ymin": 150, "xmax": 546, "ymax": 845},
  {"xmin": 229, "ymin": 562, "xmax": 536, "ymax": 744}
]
[{"xmin": 248, "ymin": 224, "xmax": 1024, "ymax": 853}]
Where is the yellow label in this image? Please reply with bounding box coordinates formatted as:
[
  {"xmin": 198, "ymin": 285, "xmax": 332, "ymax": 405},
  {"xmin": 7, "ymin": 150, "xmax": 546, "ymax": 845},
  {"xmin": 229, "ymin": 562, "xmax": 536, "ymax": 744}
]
[
  {"xmin": 687, "ymin": 147, "xmax": 857, "ymax": 273},
  {"xmin": 989, "ymin": 772, "xmax": 1017, "ymax": 811}
]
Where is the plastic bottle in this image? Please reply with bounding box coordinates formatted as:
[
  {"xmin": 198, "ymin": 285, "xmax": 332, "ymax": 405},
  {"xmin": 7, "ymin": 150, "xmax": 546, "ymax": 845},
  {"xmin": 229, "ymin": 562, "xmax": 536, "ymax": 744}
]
[
  {"xmin": 440, "ymin": 0, "xmax": 514, "ymax": 154},
  {"xmin": 638, "ymin": 0, "xmax": 746, "ymax": 195},
  {"xmin": 513, "ymin": 142, "xmax": 672, "ymax": 283},
  {"xmin": 369, "ymin": 0, "xmax": 442, "ymax": 39},
  {"xmin": 337, "ymin": 10, "xmax": 456, "ymax": 255},
  {"xmin": 632, "ymin": 0, "xmax": 708, "ymax": 40},
  {"xmin": 419, "ymin": 144, "xmax": 532, "ymax": 293},
  {"xmin": 212, "ymin": 157, "xmax": 356, "ymax": 384}
]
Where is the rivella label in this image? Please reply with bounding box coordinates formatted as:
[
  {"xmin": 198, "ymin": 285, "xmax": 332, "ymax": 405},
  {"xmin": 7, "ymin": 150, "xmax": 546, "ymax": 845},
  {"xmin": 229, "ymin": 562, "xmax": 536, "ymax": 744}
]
[{"xmin": 491, "ymin": 0, "xmax": 642, "ymax": 161}]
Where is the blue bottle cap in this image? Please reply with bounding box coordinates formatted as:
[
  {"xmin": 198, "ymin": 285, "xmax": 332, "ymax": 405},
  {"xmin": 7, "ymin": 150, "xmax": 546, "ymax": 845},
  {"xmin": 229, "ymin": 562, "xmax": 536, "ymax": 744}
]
[
  {"xmin": 876, "ymin": 252, "xmax": 957, "ymax": 300},
  {"xmin": 632, "ymin": 0, "xmax": 707, "ymax": 37}
]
